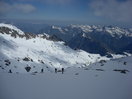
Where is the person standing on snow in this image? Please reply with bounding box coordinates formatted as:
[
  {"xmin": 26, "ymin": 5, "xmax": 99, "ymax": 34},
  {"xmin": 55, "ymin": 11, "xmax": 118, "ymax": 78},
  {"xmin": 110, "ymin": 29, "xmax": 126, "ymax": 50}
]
[
  {"xmin": 55, "ymin": 68, "xmax": 57, "ymax": 73},
  {"xmin": 62, "ymin": 68, "xmax": 64, "ymax": 74}
]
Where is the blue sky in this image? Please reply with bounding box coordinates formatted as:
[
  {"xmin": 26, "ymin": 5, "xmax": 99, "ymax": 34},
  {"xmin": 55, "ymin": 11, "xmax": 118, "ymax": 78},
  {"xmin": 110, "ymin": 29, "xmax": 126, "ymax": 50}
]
[{"xmin": 0, "ymin": 0, "xmax": 132, "ymax": 26}]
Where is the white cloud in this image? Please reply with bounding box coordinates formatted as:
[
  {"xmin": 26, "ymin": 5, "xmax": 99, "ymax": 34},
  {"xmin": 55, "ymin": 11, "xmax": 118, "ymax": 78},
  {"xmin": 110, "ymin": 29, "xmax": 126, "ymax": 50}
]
[
  {"xmin": 0, "ymin": 1, "xmax": 36, "ymax": 16},
  {"xmin": 90, "ymin": 0, "xmax": 132, "ymax": 22},
  {"xmin": 13, "ymin": 4, "xmax": 36, "ymax": 13}
]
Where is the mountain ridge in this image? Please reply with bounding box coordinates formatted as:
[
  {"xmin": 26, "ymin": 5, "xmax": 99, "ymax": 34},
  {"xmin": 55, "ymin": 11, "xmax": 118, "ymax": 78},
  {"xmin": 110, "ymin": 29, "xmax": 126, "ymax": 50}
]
[
  {"xmin": 1, "ymin": 23, "xmax": 122, "ymax": 74},
  {"xmin": 40, "ymin": 24, "xmax": 132, "ymax": 55}
]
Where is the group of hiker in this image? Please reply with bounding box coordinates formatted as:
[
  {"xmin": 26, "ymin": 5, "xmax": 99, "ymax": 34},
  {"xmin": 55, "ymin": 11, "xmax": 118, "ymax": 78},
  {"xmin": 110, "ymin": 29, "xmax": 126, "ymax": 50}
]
[
  {"xmin": 41, "ymin": 67, "xmax": 64, "ymax": 74},
  {"xmin": 55, "ymin": 68, "xmax": 64, "ymax": 74},
  {"xmin": 41, "ymin": 68, "xmax": 65, "ymax": 74},
  {"xmin": 8, "ymin": 67, "xmax": 65, "ymax": 74}
]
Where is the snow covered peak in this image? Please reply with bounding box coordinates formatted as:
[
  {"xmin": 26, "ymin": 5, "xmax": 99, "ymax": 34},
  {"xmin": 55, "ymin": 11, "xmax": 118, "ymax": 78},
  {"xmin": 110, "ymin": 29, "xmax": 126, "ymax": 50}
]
[
  {"xmin": 69, "ymin": 24, "xmax": 132, "ymax": 37},
  {"xmin": 102, "ymin": 26, "xmax": 132, "ymax": 37},
  {"xmin": 51, "ymin": 25, "xmax": 64, "ymax": 33},
  {"xmin": 0, "ymin": 23, "xmax": 24, "ymax": 35},
  {"xmin": 70, "ymin": 24, "xmax": 99, "ymax": 32},
  {"xmin": 82, "ymin": 33, "xmax": 87, "ymax": 38},
  {"xmin": 38, "ymin": 33, "xmax": 50, "ymax": 38}
]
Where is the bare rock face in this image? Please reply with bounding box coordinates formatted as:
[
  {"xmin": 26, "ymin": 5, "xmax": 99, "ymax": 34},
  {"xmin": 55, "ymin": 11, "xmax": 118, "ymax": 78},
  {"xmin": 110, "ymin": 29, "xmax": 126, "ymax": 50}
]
[
  {"xmin": 113, "ymin": 69, "xmax": 129, "ymax": 74},
  {"xmin": 23, "ymin": 57, "xmax": 33, "ymax": 62},
  {"xmin": 4, "ymin": 59, "xmax": 11, "ymax": 66},
  {"xmin": 25, "ymin": 66, "xmax": 31, "ymax": 72},
  {"xmin": 0, "ymin": 27, "xmax": 24, "ymax": 38}
]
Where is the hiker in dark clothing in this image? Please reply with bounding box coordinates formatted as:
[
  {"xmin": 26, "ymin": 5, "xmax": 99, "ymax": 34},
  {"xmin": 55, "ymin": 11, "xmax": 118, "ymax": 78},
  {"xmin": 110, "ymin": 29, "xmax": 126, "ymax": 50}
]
[
  {"xmin": 9, "ymin": 69, "xmax": 12, "ymax": 73},
  {"xmin": 62, "ymin": 68, "xmax": 64, "ymax": 74},
  {"xmin": 41, "ymin": 68, "xmax": 44, "ymax": 73},
  {"xmin": 55, "ymin": 68, "xmax": 57, "ymax": 73}
]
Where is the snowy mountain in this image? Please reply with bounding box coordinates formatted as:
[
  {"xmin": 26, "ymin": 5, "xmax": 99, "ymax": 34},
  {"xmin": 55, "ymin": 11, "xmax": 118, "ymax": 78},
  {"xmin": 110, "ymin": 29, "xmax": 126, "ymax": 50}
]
[
  {"xmin": 1, "ymin": 23, "xmax": 121, "ymax": 74},
  {"xmin": 40, "ymin": 25, "xmax": 132, "ymax": 55},
  {"xmin": 70, "ymin": 25, "xmax": 132, "ymax": 38},
  {"xmin": 40, "ymin": 25, "xmax": 132, "ymax": 41},
  {"xmin": 0, "ymin": 23, "xmax": 132, "ymax": 99}
]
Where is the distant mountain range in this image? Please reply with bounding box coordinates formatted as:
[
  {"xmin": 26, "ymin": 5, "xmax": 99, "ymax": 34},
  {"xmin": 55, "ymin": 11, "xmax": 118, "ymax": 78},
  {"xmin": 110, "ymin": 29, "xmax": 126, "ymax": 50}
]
[{"xmin": 40, "ymin": 25, "xmax": 132, "ymax": 56}]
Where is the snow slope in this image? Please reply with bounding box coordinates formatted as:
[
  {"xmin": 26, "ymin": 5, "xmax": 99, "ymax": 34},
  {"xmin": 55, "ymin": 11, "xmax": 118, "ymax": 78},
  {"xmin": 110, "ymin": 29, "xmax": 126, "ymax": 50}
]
[
  {"xmin": 0, "ymin": 56, "xmax": 132, "ymax": 99},
  {"xmin": 1, "ymin": 23, "xmax": 122, "ymax": 74}
]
